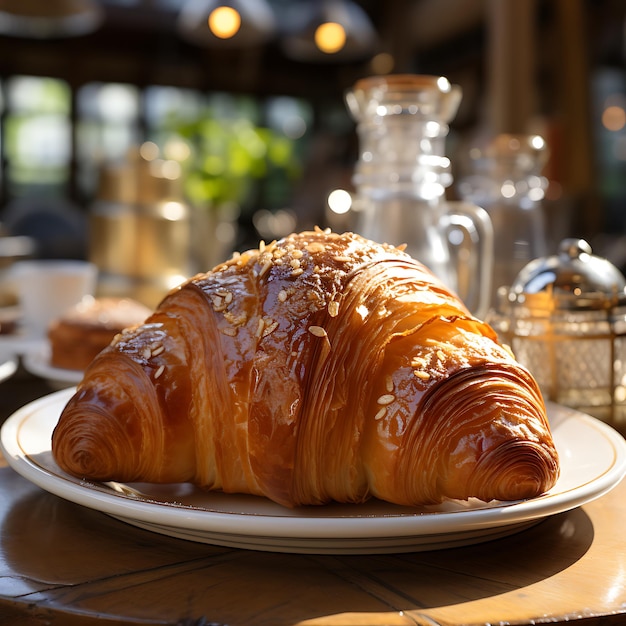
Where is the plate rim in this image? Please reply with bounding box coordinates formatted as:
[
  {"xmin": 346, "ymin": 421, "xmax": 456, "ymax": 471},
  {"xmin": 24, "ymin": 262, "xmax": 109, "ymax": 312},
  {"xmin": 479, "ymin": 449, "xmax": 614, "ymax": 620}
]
[
  {"xmin": 0, "ymin": 353, "xmax": 18, "ymax": 383},
  {"xmin": 1, "ymin": 388, "xmax": 625, "ymax": 543},
  {"xmin": 21, "ymin": 343, "xmax": 84, "ymax": 384},
  {"xmin": 0, "ymin": 332, "xmax": 45, "ymax": 356}
]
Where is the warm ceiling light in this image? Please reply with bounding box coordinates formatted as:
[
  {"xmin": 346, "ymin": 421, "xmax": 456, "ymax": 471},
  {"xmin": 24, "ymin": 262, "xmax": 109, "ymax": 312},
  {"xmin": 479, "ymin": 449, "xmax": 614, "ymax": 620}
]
[
  {"xmin": 281, "ymin": 0, "xmax": 377, "ymax": 63},
  {"xmin": 314, "ymin": 21, "xmax": 346, "ymax": 54},
  {"xmin": 208, "ymin": 6, "xmax": 241, "ymax": 39},
  {"xmin": 602, "ymin": 105, "xmax": 626, "ymax": 132},
  {"xmin": 177, "ymin": 0, "xmax": 276, "ymax": 49}
]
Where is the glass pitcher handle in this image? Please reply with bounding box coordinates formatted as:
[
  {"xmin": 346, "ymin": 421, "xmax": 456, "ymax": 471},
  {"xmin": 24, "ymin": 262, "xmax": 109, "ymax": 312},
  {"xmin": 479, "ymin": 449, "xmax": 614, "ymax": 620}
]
[{"xmin": 441, "ymin": 201, "xmax": 494, "ymax": 320}]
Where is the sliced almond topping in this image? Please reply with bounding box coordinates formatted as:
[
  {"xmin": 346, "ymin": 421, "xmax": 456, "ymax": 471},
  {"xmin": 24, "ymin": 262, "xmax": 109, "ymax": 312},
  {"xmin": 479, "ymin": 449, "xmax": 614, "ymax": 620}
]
[
  {"xmin": 307, "ymin": 290, "xmax": 320, "ymax": 301},
  {"xmin": 262, "ymin": 320, "xmax": 278, "ymax": 337},
  {"xmin": 211, "ymin": 295, "xmax": 228, "ymax": 312},
  {"xmin": 255, "ymin": 318, "xmax": 265, "ymax": 338},
  {"xmin": 154, "ymin": 364, "xmax": 165, "ymax": 379},
  {"xmin": 377, "ymin": 394, "xmax": 395, "ymax": 405},
  {"xmin": 414, "ymin": 370, "xmax": 431, "ymax": 380},
  {"xmin": 224, "ymin": 311, "xmax": 247, "ymax": 326},
  {"xmin": 306, "ymin": 242, "xmax": 326, "ymax": 253},
  {"xmin": 328, "ymin": 300, "xmax": 339, "ymax": 317},
  {"xmin": 308, "ymin": 325, "xmax": 327, "ymax": 338},
  {"xmin": 216, "ymin": 288, "xmax": 233, "ymax": 303},
  {"xmin": 374, "ymin": 407, "xmax": 387, "ymax": 421},
  {"xmin": 259, "ymin": 259, "xmax": 272, "ymax": 278}
]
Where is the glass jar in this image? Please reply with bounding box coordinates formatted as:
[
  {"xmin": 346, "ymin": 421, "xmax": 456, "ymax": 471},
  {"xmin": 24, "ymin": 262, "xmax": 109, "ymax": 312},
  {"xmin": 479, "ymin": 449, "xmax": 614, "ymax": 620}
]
[
  {"xmin": 458, "ymin": 133, "xmax": 549, "ymax": 309},
  {"xmin": 345, "ymin": 74, "xmax": 493, "ymax": 318}
]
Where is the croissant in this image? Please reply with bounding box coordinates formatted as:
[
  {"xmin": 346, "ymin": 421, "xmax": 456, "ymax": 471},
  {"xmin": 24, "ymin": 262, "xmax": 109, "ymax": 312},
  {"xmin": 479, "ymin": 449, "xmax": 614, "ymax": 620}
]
[{"xmin": 52, "ymin": 229, "xmax": 559, "ymax": 507}]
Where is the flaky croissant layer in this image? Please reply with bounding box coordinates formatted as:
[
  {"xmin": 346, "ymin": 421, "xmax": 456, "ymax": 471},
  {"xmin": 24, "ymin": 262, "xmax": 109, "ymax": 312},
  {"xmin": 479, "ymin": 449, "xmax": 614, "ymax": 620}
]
[{"xmin": 52, "ymin": 229, "xmax": 559, "ymax": 507}]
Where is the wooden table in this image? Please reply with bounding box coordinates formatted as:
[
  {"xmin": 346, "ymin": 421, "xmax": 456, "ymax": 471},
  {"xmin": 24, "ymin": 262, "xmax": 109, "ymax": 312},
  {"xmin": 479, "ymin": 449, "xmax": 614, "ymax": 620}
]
[
  {"xmin": 0, "ymin": 441, "xmax": 625, "ymax": 625},
  {"xmin": 0, "ymin": 373, "xmax": 625, "ymax": 625}
]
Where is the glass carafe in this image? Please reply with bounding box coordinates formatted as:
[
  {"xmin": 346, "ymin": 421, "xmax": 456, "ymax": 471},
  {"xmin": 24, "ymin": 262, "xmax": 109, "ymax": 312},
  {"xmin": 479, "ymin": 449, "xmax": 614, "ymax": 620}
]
[{"xmin": 345, "ymin": 74, "xmax": 493, "ymax": 318}]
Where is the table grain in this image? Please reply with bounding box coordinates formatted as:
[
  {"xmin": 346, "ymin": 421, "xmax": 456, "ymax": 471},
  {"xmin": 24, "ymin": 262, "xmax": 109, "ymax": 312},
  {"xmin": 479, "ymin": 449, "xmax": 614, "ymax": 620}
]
[{"xmin": 0, "ymin": 448, "xmax": 624, "ymax": 626}]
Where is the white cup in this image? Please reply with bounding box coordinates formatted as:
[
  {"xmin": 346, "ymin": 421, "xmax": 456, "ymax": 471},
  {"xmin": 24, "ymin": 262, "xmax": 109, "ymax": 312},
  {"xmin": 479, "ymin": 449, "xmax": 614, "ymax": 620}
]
[{"xmin": 11, "ymin": 260, "xmax": 98, "ymax": 337}]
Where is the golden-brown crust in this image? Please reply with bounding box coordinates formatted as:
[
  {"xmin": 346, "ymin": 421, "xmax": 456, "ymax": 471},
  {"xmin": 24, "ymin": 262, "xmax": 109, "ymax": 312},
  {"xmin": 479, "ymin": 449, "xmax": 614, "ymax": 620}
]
[{"xmin": 52, "ymin": 230, "xmax": 559, "ymax": 507}]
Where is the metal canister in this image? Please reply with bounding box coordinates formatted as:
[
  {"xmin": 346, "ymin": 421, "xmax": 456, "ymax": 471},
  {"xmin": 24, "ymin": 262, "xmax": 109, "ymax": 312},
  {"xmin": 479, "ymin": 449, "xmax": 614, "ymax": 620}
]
[
  {"xmin": 89, "ymin": 148, "xmax": 190, "ymax": 308},
  {"xmin": 489, "ymin": 238, "xmax": 626, "ymax": 434}
]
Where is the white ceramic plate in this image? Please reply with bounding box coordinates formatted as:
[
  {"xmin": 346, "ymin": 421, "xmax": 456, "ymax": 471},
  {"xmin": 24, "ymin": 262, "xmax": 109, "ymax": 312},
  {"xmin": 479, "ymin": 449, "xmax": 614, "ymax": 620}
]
[
  {"xmin": 0, "ymin": 331, "xmax": 45, "ymax": 356},
  {"xmin": 22, "ymin": 345, "xmax": 83, "ymax": 387},
  {"xmin": 1, "ymin": 388, "xmax": 625, "ymax": 554},
  {"xmin": 0, "ymin": 350, "xmax": 18, "ymax": 383}
]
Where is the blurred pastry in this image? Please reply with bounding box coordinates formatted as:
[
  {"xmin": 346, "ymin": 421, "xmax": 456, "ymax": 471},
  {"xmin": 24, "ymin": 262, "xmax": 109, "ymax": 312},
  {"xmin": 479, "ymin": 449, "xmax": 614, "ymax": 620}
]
[
  {"xmin": 48, "ymin": 296, "xmax": 151, "ymax": 370},
  {"xmin": 0, "ymin": 307, "xmax": 18, "ymax": 335}
]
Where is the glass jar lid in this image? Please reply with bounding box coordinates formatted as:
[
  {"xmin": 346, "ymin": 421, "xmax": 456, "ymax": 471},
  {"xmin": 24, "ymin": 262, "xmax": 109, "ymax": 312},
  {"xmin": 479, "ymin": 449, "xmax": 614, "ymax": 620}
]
[
  {"xmin": 509, "ymin": 238, "xmax": 626, "ymax": 311},
  {"xmin": 345, "ymin": 74, "xmax": 462, "ymax": 125}
]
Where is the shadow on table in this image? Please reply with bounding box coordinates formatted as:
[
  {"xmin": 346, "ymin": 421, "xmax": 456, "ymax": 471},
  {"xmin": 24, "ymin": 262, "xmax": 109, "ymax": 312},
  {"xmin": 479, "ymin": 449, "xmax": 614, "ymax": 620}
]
[{"xmin": 0, "ymin": 461, "xmax": 595, "ymax": 626}]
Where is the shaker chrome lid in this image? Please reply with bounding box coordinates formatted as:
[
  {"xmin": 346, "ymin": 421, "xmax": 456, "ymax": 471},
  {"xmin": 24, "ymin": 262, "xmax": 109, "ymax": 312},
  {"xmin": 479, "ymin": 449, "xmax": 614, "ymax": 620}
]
[{"xmin": 509, "ymin": 238, "xmax": 626, "ymax": 310}]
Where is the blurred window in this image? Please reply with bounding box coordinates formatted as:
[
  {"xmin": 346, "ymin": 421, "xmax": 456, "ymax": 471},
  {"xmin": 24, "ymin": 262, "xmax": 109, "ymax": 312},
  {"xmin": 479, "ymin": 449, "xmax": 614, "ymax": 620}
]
[
  {"xmin": 591, "ymin": 68, "xmax": 626, "ymax": 232},
  {"xmin": 76, "ymin": 82, "xmax": 141, "ymax": 195},
  {"xmin": 144, "ymin": 85, "xmax": 203, "ymax": 139},
  {"xmin": 3, "ymin": 76, "xmax": 71, "ymax": 197},
  {"xmin": 0, "ymin": 76, "xmax": 309, "ymax": 226}
]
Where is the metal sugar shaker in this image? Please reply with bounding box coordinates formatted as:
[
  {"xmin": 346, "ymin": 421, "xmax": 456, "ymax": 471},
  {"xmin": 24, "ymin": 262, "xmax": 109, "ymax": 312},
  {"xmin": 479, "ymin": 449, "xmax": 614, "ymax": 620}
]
[{"xmin": 489, "ymin": 238, "xmax": 626, "ymax": 435}]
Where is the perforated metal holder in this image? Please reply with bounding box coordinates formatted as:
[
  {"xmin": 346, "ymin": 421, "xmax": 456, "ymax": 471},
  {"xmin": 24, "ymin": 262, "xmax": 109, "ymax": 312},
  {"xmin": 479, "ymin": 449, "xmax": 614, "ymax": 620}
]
[{"xmin": 488, "ymin": 239, "xmax": 626, "ymax": 435}]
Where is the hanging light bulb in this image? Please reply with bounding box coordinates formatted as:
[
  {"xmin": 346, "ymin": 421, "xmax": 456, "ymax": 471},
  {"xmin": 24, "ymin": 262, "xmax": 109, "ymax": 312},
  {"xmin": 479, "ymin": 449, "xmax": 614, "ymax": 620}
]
[
  {"xmin": 282, "ymin": 0, "xmax": 377, "ymax": 63},
  {"xmin": 177, "ymin": 0, "xmax": 276, "ymax": 49},
  {"xmin": 314, "ymin": 21, "xmax": 346, "ymax": 54},
  {"xmin": 208, "ymin": 5, "xmax": 241, "ymax": 39}
]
